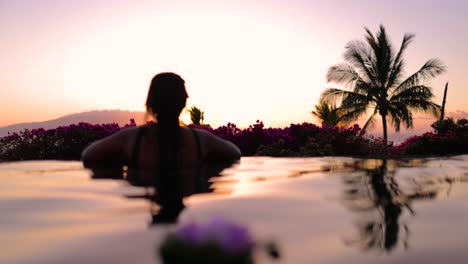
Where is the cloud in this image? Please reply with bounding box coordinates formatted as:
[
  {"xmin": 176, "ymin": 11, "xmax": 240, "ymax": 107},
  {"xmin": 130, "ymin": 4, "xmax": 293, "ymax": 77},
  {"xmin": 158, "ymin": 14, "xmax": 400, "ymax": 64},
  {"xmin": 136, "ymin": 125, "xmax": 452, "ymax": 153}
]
[{"xmin": 447, "ymin": 110, "xmax": 468, "ymax": 120}]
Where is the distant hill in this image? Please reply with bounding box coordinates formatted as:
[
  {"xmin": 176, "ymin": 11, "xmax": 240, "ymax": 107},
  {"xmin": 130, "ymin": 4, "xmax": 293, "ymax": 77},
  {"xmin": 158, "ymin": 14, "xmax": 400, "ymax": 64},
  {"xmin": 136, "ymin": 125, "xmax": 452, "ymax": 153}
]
[{"xmin": 0, "ymin": 110, "xmax": 145, "ymax": 137}]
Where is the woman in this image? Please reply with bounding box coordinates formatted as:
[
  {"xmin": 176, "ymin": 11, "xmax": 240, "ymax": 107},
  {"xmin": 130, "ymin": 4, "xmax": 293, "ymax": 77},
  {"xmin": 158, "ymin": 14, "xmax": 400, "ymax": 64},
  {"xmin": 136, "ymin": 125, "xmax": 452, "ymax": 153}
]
[{"xmin": 82, "ymin": 72, "xmax": 241, "ymax": 222}]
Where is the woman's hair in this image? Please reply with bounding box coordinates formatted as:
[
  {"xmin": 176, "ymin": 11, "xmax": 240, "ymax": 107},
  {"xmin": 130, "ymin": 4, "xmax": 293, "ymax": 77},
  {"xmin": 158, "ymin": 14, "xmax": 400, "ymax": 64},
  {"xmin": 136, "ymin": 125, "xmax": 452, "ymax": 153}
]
[
  {"xmin": 146, "ymin": 72, "xmax": 187, "ymax": 122},
  {"xmin": 145, "ymin": 72, "xmax": 188, "ymax": 222}
]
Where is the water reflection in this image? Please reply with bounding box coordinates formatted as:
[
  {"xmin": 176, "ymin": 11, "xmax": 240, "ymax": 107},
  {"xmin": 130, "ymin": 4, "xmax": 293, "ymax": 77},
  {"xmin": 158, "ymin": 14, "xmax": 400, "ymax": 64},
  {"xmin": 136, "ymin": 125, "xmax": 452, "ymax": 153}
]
[
  {"xmin": 3, "ymin": 158, "xmax": 468, "ymax": 263},
  {"xmin": 88, "ymin": 160, "xmax": 238, "ymax": 225},
  {"xmin": 342, "ymin": 159, "xmax": 466, "ymax": 252}
]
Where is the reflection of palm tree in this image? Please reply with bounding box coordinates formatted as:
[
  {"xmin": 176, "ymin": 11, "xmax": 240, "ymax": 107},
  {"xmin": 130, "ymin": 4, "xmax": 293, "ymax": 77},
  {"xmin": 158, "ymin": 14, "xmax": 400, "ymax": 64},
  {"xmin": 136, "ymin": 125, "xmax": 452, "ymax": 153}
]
[
  {"xmin": 322, "ymin": 25, "xmax": 445, "ymax": 143},
  {"xmin": 343, "ymin": 160, "xmax": 438, "ymax": 251},
  {"xmin": 368, "ymin": 161, "xmax": 403, "ymax": 250}
]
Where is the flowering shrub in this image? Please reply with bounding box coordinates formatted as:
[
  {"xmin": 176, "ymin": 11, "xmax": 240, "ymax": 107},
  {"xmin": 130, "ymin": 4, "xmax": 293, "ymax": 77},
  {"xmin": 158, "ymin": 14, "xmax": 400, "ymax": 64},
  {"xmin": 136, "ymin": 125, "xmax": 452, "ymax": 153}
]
[
  {"xmin": 159, "ymin": 217, "xmax": 279, "ymax": 264},
  {"xmin": 1, "ymin": 118, "xmax": 466, "ymax": 161},
  {"xmin": 0, "ymin": 119, "xmax": 136, "ymax": 161},
  {"xmin": 191, "ymin": 122, "xmax": 391, "ymax": 157},
  {"xmin": 395, "ymin": 118, "xmax": 468, "ymax": 156}
]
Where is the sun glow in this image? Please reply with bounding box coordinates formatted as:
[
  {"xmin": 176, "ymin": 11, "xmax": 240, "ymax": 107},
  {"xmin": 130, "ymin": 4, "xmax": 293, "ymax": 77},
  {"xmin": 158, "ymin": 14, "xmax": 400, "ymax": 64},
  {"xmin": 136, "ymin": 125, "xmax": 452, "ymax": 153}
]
[
  {"xmin": 1, "ymin": 0, "xmax": 466, "ymax": 128},
  {"xmin": 59, "ymin": 10, "xmax": 327, "ymax": 127}
]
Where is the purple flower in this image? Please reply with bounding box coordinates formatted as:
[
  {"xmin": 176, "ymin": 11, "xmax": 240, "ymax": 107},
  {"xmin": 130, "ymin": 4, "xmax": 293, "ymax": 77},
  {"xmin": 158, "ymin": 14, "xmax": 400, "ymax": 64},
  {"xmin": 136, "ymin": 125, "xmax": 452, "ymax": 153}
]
[
  {"xmin": 174, "ymin": 217, "xmax": 253, "ymax": 253},
  {"xmin": 176, "ymin": 223, "xmax": 202, "ymax": 244}
]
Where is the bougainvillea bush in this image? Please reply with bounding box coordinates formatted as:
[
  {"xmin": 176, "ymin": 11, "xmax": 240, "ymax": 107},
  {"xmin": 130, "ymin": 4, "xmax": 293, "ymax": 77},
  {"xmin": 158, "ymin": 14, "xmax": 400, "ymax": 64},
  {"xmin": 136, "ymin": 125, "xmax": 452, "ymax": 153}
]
[
  {"xmin": 0, "ymin": 120, "xmax": 136, "ymax": 161},
  {"xmin": 395, "ymin": 118, "xmax": 468, "ymax": 156},
  {"xmin": 0, "ymin": 118, "xmax": 467, "ymax": 161},
  {"xmin": 190, "ymin": 121, "xmax": 390, "ymax": 157}
]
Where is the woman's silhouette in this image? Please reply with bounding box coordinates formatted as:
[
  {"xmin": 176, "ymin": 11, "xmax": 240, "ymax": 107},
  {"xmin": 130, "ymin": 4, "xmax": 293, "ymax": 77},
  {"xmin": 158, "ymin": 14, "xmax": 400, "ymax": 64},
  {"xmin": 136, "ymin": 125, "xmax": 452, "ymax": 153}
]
[{"xmin": 82, "ymin": 72, "xmax": 241, "ymax": 223}]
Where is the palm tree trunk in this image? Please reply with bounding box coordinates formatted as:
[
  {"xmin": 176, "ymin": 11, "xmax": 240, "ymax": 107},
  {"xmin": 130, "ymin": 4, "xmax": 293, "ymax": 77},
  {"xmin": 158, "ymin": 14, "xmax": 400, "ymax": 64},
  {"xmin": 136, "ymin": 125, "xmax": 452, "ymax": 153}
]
[
  {"xmin": 381, "ymin": 114, "xmax": 388, "ymax": 145},
  {"xmin": 440, "ymin": 82, "xmax": 448, "ymax": 122}
]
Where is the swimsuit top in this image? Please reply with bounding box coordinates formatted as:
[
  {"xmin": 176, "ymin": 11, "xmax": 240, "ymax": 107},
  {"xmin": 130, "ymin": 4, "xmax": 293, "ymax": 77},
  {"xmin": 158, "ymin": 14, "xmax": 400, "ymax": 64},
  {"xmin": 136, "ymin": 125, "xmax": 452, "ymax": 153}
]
[{"xmin": 127, "ymin": 125, "xmax": 205, "ymax": 191}]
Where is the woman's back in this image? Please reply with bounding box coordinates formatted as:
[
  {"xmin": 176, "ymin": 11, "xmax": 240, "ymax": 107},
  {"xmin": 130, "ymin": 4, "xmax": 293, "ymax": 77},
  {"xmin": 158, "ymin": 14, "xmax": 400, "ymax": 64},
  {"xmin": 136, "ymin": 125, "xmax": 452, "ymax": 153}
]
[
  {"xmin": 82, "ymin": 123, "xmax": 240, "ymax": 182},
  {"xmin": 127, "ymin": 124, "xmax": 206, "ymax": 194}
]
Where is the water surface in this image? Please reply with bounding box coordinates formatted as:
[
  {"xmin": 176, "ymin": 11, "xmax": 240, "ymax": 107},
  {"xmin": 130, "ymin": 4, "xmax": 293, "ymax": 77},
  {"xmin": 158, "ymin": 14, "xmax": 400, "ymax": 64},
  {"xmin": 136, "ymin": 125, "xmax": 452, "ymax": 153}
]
[{"xmin": 1, "ymin": 156, "xmax": 467, "ymax": 263}]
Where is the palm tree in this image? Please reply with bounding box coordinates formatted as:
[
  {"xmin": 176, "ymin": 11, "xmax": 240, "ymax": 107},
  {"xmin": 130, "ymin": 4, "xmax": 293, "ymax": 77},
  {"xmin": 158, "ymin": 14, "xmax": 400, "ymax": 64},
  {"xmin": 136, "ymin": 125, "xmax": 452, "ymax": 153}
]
[
  {"xmin": 321, "ymin": 25, "xmax": 445, "ymax": 143},
  {"xmin": 311, "ymin": 102, "xmax": 345, "ymax": 127},
  {"xmin": 187, "ymin": 106, "xmax": 204, "ymax": 125}
]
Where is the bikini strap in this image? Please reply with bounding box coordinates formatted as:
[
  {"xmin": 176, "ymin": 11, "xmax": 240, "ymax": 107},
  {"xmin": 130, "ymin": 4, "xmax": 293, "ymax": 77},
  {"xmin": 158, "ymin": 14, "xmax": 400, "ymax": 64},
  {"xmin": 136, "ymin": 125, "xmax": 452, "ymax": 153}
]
[
  {"xmin": 190, "ymin": 129, "xmax": 203, "ymax": 167},
  {"xmin": 129, "ymin": 126, "xmax": 147, "ymax": 170},
  {"xmin": 190, "ymin": 128, "xmax": 204, "ymax": 191}
]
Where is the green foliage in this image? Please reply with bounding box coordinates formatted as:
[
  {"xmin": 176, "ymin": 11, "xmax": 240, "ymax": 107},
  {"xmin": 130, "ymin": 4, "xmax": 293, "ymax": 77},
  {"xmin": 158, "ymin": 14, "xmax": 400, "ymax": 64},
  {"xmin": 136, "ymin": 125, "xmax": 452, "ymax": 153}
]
[{"xmin": 396, "ymin": 118, "xmax": 468, "ymax": 156}]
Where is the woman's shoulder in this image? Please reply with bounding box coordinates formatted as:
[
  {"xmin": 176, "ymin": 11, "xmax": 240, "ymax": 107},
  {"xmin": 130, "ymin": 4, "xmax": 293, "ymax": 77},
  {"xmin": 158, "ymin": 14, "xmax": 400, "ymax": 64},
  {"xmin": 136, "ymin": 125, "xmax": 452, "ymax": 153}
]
[
  {"xmin": 105, "ymin": 125, "xmax": 144, "ymax": 141},
  {"xmin": 184, "ymin": 126, "xmax": 210, "ymax": 135},
  {"xmin": 183, "ymin": 127, "xmax": 218, "ymax": 141},
  {"xmin": 183, "ymin": 127, "xmax": 241, "ymax": 160},
  {"xmin": 81, "ymin": 125, "xmax": 143, "ymax": 169}
]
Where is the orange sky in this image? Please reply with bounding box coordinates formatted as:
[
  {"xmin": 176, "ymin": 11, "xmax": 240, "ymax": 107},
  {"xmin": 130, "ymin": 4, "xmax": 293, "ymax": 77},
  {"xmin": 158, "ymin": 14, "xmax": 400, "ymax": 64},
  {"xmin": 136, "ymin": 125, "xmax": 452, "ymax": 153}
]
[{"xmin": 1, "ymin": 0, "xmax": 467, "ymax": 128}]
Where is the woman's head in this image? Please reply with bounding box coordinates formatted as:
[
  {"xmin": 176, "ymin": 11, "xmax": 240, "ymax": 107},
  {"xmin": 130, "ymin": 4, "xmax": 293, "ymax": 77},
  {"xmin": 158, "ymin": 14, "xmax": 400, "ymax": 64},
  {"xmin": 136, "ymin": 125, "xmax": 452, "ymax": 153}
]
[{"xmin": 146, "ymin": 72, "xmax": 188, "ymax": 122}]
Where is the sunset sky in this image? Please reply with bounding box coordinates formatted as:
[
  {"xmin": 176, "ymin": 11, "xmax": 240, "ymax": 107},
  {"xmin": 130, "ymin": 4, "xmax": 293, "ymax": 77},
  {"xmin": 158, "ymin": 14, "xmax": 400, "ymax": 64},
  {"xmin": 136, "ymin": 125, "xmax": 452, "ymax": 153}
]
[{"xmin": 1, "ymin": 0, "xmax": 467, "ymax": 128}]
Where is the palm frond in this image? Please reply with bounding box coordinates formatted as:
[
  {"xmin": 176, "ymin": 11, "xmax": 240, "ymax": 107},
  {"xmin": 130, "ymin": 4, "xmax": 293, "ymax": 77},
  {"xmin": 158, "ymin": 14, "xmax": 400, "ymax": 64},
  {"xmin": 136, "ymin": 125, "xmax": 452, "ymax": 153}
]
[
  {"xmin": 341, "ymin": 89, "xmax": 372, "ymax": 107},
  {"xmin": 343, "ymin": 40, "xmax": 378, "ymax": 86},
  {"xmin": 336, "ymin": 103, "xmax": 369, "ymax": 125},
  {"xmin": 393, "ymin": 59, "xmax": 446, "ymax": 95},
  {"xmin": 363, "ymin": 108, "xmax": 379, "ymax": 130},
  {"xmin": 326, "ymin": 63, "xmax": 365, "ymax": 88},
  {"xmin": 374, "ymin": 25, "xmax": 394, "ymax": 88},
  {"xmin": 321, "ymin": 88, "xmax": 355, "ymax": 104},
  {"xmin": 312, "ymin": 102, "xmax": 338, "ymax": 125},
  {"xmin": 407, "ymin": 100, "xmax": 440, "ymax": 117},
  {"xmin": 391, "ymin": 85, "xmax": 435, "ymax": 102},
  {"xmin": 387, "ymin": 33, "xmax": 415, "ymax": 89},
  {"xmin": 390, "ymin": 85, "xmax": 441, "ymax": 118},
  {"xmin": 364, "ymin": 27, "xmax": 378, "ymax": 51},
  {"xmin": 388, "ymin": 103, "xmax": 413, "ymax": 131}
]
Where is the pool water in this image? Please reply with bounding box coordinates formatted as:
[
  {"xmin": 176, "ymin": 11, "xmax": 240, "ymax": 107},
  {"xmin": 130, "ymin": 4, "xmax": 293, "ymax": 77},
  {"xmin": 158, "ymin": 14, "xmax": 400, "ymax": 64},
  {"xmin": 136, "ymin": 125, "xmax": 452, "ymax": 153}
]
[{"xmin": 1, "ymin": 156, "xmax": 468, "ymax": 264}]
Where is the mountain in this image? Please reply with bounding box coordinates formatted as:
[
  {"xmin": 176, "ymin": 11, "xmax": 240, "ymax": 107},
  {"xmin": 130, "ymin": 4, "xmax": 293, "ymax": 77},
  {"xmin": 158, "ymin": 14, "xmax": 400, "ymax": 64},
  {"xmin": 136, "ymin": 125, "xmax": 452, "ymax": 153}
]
[{"xmin": 0, "ymin": 110, "xmax": 146, "ymax": 137}]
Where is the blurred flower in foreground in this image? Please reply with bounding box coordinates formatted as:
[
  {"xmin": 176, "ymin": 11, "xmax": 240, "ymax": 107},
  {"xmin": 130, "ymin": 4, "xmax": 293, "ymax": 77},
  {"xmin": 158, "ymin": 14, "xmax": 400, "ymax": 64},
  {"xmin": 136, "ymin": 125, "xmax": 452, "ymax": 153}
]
[{"xmin": 158, "ymin": 217, "xmax": 280, "ymax": 264}]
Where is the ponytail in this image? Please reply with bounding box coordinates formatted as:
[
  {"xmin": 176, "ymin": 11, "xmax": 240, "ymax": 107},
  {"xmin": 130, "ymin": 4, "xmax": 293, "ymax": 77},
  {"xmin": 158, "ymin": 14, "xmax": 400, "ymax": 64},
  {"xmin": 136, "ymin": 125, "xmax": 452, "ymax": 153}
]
[
  {"xmin": 146, "ymin": 73, "xmax": 188, "ymax": 223},
  {"xmin": 154, "ymin": 116, "xmax": 184, "ymax": 221}
]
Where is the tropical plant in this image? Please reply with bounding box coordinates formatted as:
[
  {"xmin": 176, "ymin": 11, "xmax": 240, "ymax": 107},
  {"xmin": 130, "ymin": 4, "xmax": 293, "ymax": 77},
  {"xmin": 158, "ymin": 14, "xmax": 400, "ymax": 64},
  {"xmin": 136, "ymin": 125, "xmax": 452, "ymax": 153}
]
[
  {"xmin": 188, "ymin": 106, "xmax": 205, "ymax": 125},
  {"xmin": 321, "ymin": 25, "xmax": 445, "ymax": 143},
  {"xmin": 311, "ymin": 102, "xmax": 348, "ymax": 127}
]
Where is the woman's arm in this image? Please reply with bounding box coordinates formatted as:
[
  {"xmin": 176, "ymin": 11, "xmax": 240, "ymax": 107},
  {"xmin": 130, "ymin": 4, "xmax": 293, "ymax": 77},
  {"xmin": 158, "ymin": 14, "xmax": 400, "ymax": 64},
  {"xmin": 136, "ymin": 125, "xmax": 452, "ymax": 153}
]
[{"xmin": 81, "ymin": 127, "xmax": 134, "ymax": 171}]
